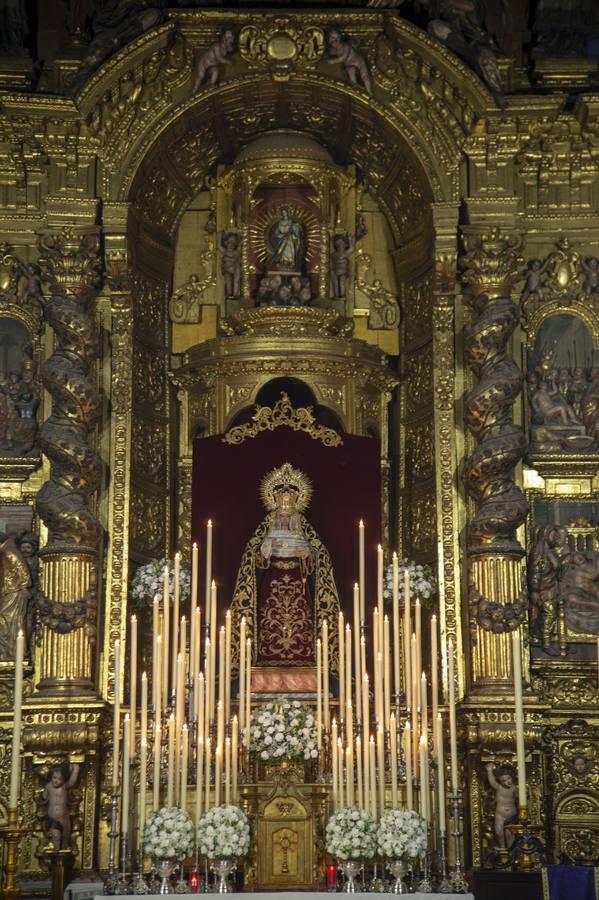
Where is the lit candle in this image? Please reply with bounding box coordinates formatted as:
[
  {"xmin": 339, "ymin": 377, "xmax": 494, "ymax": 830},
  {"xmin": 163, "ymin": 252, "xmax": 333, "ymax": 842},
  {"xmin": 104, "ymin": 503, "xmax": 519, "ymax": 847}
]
[
  {"xmin": 421, "ymin": 671, "xmax": 428, "ymax": 740},
  {"xmin": 175, "ymin": 653, "xmax": 184, "ymax": 795},
  {"xmin": 231, "ymin": 716, "xmax": 239, "ymax": 804},
  {"xmin": 205, "ymin": 520, "xmax": 213, "ymax": 626},
  {"xmin": 121, "ymin": 715, "xmax": 131, "ymax": 836},
  {"xmin": 373, "ymin": 606, "xmax": 380, "ymax": 661},
  {"xmin": 338, "ymin": 611, "xmax": 345, "ymax": 721},
  {"xmin": 316, "ymin": 638, "xmax": 322, "ymax": 750},
  {"xmin": 218, "ymin": 626, "xmax": 225, "ymax": 736},
  {"xmin": 404, "ymin": 721, "xmax": 413, "ymax": 810},
  {"xmin": 155, "ymin": 635, "xmax": 162, "ymax": 727},
  {"xmin": 392, "ymin": 553, "xmax": 400, "ymax": 702},
  {"xmin": 152, "ymin": 724, "xmax": 161, "ymax": 811},
  {"xmin": 369, "ymin": 736, "xmax": 377, "ymax": 820},
  {"xmin": 403, "ymin": 568, "xmax": 411, "ymax": 709},
  {"xmin": 383, "ymin": 615, "xmax": 391, "ymax": 730},
  {"xmin": 167, "ymin": 714, "xmax": 175, "ymax": 806},
  {"xmin": 331, "ymin": 718, "xmax": 338, "ymax": 808},
  {"xmin": 345, "ymin": 623, "xmax": 352, "ymax": 720},
  {"xmin": 512, "ymin": 630, "xmax": 527, "ymax": 809},
  {"xmin": 139, "ymin": 736, "xmax": 147, "ymax": 837},
  {"xmin": 362, "ymin": 673, "xmax": 370, "ymax": 750},
  {"xmin": 191, "ymin": 605, "xmax": 201, "ymax": 721},
  {"xmin": 239, "ymin": 617, "xmax": 246, "ymax": 734},
  {"xmin": 415, "ymin": 598, "xmax": 422, "ymax": 692},
  {"xmin": 437, "ymin": 712, "xmax": 446, "ymax": 834},
  {"xmin": 360, "ymin": 636, "xmax": 366, "ymax": 695},
  {"xmin": 224, "ymin": 610, "xmax": 232, "ymax": 724},
  {"xmin": 346, "ymin": 746, "xmax": 354, "ymax": 807},
  {"xmin": 152, "ymin": 596, "xmax": 159, "ymax": 709},
  {"xmin": 163, "ymin": 566, "xmax": 170, "ymax": 708},
  {"xmin": 215, "ymin": 745, "xmax": 222, "ymax": 807},
  {"xmin": 337, "ymin": 739, "xmax": 344, "ymax": 809},
  {"xmin": 346, "ymin": 699, "xmax": 353, "ymax": 750},
  {"xmin": 172, "ymin": 552, "xmax": 180, "ymax": 692},
  {"xmin": 191, "ymin": 542, "xmax": 198, "ymax": 667},
  {"xmin": 8, "ymin": 630, "xmax": 25, "ymax": 810},
  {"xmin": 431, "ymin": 614, "xmax": 438, "ymax": 752},
  {"xmin": 180, "ymin": 614, "xmax": 187, "ymax": 661},
  {"xmin": 356, "ymin": 735, "xmax": 363, "ymax": 810},
  {"xmin": 216, "ymin": 700, "xmax": 224, "ymax": 759},
  {"xmin": 112, "ymin": 639, "xmax": 121, "ymax": 792},
  {"xmin": 353, "ymin": 583, "xmax": 361, "ymax": 719},
  {"xmin": 180, "ymin": 724, "xmax": 189, "ymax": 811},
  {"xmin": 377, "ymin": 544, "xmax": 384, "ymax": 640},
  {"xmin": 358, "ymin": 520, "xmax": 365, "ymax": 621},
  {"xmin": 195, "ymin": 736, "xmax": 204, "ymax": 825},
  {"xmin": 209, "ymin": 581, "xmax": 217, "ymax": 723},
  {"xmin": 245, "ymin": 638, "xmax": 251, "ymax": 748},
  {"xmin": 197, "ymin": 672, "xmax": 205, "ymax": 739},
  {"xmin": 376, "ymin": 724, "xmax": 385, "ymax": 816},
  {"xmin": 204, "ymin": 638, "xmax": 211, "ymax": 739},
  {"xmin": 411, "ymin": 632, "xmax": 419, "ymax": 779},
  {"xmin": 141, "ymin": 672, "xmax": 148, "ymax": 746},
  {"xmin": 448, "ymin": 638, "xmax": 458, "ymax": 794},
  {"xmin": 224, "ymin": 736, "xmax": 231, "ymax": 806},
  {"xmin": 419, "ymin": 735, "xmax": 428, "ymax": 821},
  {"xmin": 205, "ymin": 737, "xmax": 212, "ymax": 811},
  {"xmin": 322, "ymin": 619, "xmax": 330, "ymax": 730},
  {"xmin": 375, "ymin": 651, "xmax": 384, "ymax": 729},
  {"xmin": 390, "ymin": 712, "xmax": 398, "ymax": 810}
]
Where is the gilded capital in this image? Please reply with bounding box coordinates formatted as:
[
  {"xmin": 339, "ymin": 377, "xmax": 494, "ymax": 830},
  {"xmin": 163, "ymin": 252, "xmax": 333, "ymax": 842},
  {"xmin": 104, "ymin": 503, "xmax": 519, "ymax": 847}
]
[{"xmin": 38, "ymin": 227, "xmax": 102, "ymax": 300}]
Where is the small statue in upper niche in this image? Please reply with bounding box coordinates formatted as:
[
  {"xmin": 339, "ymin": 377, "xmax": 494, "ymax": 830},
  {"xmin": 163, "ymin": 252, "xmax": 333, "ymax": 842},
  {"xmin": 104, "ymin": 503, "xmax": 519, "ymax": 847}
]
[
  {"xmin": 364, "ymin": 279, "xmax": 400, "ymax": 330},
  {"xmin": 193, "ymin": 30, "xmax": 235, "ymax": 92},
  {"xmin": 0, "ymin": 536, "xmax": 32, "ymax": 661},
  {"xmin": 327, "ymin": 30, "xmax": 372, "ymax": 96},
  {"xmin": 581, "ymin": 258, "xmax": 599, "ymax": 296},
  {"xmin": 219, "ymin": 232, "xmax": 242, "ymax": 299},
  {"xmin": 330, "ymin": 234, "xmax": 353, "ymax": 300},
  {"xmin": 17, "ymin": 263, "xmax": 43, "ymax": 316},
  {"xmin": 41, "ymin": 763, "xmax": 80, "ymax": 850},
  {"xmin": 486, "ymin": 762, "xmax": 519, "ymax": 849}
]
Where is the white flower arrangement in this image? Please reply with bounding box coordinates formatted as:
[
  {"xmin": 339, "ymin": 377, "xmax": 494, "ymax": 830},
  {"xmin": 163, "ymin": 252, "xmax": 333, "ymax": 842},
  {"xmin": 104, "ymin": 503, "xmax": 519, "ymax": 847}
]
[
  {"xmin": 143, "ymin": 807, "xmax": 195, "ymax": 861},
  {"xmin": 377, "ymin": 809, "xmax": 427, "ymax": 861},
  {"xmin": 251, "ymin": 697, "xmax": 318, "ymax": 762},
  {"xmin": 325, "ymin": 807, "xmax": 377, "ymax": 860},
  {"xmin": 383, "ymin": 559, "xmax": 436, "ymax": 607},
  {"xmin": 196, "ymin": 804, "xmax": 251, "ymax": 860},
  {"xmin": 130, "ymin": 557, "xmax": 191, "ymax": 609}
]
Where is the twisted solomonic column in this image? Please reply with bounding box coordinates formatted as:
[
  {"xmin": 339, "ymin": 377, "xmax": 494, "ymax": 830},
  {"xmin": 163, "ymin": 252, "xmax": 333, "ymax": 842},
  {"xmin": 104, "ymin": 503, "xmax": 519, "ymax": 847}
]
[
  {"xmin": 459, "ymin": 227, "xmax": 529, "ymax": 687},
  {"xmin": 35, "ymin": 227, "xmax": 102, "ymax": 693}
]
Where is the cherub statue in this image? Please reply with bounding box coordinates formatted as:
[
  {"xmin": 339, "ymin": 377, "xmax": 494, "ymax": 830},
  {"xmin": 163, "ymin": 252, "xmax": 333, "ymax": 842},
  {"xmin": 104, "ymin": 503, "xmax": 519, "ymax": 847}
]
[
  {"xmin": 17, "ymin": 262, "xmax": 43, "ymax": 315},
  {"xmin": 327, "ymin": 30, "xmax": 372, "ymax": 96},
  {"xmin": 521, "ymin": 258, "xmax": 550, "ymax": 304},
  {"xmin": 486, "ymin": 762, "xmax": 518, "ymax": 849},
  {"xmin": 581, "ymin": 258, "xmax": 599, "ymax": 296},
  {"xmin": 192, "ymin": 30, "xmax": 235, "ymax": 92},
  {"xmin": 41, "ymin": 763, "xmax": 80, "ymax": 850},
  {"xmin": 219, "ymin": 232, "xmax": 241, "ymax": 299},
  {"xmin": 330, "ymin": 234, "xmax": 354, "ymax": 299}
]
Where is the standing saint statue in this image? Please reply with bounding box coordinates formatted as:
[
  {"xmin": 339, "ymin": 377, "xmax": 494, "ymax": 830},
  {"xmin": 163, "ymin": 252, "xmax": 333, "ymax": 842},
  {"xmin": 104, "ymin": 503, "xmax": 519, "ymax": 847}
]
[
  {"xmin": 0, "ymin": 536, "xmax": 32, "ymax": 660},
  {"xmin": 271, "ymin": 208, "xmax": 303, "ymax": 271},
  {"xmin": 231, "ymin": 463, "xmax": 339, "ymax": 670}
]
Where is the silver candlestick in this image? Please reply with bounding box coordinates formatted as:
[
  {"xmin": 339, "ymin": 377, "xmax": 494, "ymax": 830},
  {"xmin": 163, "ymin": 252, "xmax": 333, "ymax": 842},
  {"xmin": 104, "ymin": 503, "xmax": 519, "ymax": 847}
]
[
  {"xmin": 438, "ymin": 829, "xmax": 453, "ymax": 893},
  {"xmin": 103, "ymin": 793, "xmax": 119, "ymax": 895},
  {"xmin": 449, "ymin": 790, "xmax": 469, "ymax": 893},
  {"xmin": 417, "ymin": 824, "xmax": 434, "ymax": 893}
]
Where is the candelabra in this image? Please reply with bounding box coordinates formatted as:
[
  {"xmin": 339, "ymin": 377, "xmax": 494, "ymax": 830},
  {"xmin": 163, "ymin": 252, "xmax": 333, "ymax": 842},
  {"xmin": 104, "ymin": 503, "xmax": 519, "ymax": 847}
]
[
  {"xmin": 132, "ymin": 848, "xmax": 149, "ymax": 895},
  {"xmin": 114, "ymin": 824, "xmax": 129, "ymax": 895},
  {"xmin": 103, "ymin": 794, "xmax": 120, "ymax": 895},
  {"xmin": 0, "ymin": 808, "xmax": 28, "ymax": 900},
  {"xmin": 437, "ymin": 829, "xmax": 453, "ymax": 893},
  {"xmin": 449, "ymin": 791, "xmax": 469, "ymax": 894},
  {"xmin": 417, "ymin": 824, "xmax": 433, "ymax": 893}
]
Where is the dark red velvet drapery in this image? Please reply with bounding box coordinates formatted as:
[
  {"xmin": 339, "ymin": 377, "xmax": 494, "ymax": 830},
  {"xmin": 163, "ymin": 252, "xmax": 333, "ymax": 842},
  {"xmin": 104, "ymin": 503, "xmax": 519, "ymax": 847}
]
[{"xmin": 191, "ymin": 428, "xmax": 381, "ymax": 623}]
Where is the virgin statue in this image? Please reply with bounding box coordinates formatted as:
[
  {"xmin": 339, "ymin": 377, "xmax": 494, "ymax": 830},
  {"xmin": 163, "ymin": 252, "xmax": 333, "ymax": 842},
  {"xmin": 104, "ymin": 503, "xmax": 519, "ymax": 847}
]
[
  {"xmin": 231, "ymin": 463, "xmax": 339, "ymax": 670},
  {"xmin": 271, "ymin": 208, "xmax": 303, "ymax": 271}
]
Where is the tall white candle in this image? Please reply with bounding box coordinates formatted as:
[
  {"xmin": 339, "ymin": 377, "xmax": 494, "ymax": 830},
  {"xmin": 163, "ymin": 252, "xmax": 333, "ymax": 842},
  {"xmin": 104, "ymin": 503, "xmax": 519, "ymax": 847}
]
[
  {"xmin": 338, "ymin": 611, "xmax": 345, "ymax": 721},
  {"xmin": 331, "ymin": 717, "xmax": 338, "ymax": 809},
  {"xmin": 8, "ymin": 630, "xmax": 25, "ymax": 810},
  {"xmin": 356, "ymin": 735, "xmax": 364, "ymax": 810},
  {"xmin": 346, "ymin": 746, "xmax": 354, "ymax": 807},
  {"xmin": 219, "ymin": 625, "xmax": 227, "ymax": 733},
  {"xmin": 337, "ymin": 739, "xmax": 345, "ymax": 809},
  {"xmin": 152, "ymin": 596, "xmax": 159, "ymax": 710},
  {"xmin": 404, "ymin": 722, "xmax": 413, "ymax": 811},
  {"xmin": 209, "ymin": 581, "xmax": 217, "ymax": 723},
  {"xmin": 403, "ymin": 570, "xmax": 411, "ymax": 709},
  {"xmin": 390, "ymin": 712, "xmax": 398, "ymax": 810},
  {"xmin": 376, "ymin": 724, "xmax": 385, "ymax": 816},
  {"xmin": 358, "ymin": 520, "xmax": 365, "ymax": 622},
  {"xmin": 383, "ymin": 615, "xmax": 391, "ymax": 730},
  {"xmin": 112, "ymin": 639, "xmax": 121, "ymax": 792},
  {"xmin": 231, "ymin": 716, "xmax": 238, "ymax": 804},
  {"xmin": 224, "ymin": 736, "xmax": 231, "ymax": 806},
  {"xmin": 225, "ymin": 610, "xmax": 232, "ymax": 724},
  {"xmin": 239, "ymin": 616, "xmax": 246, "ymax": 734},
  {"xmin": 163, "ymin": 566, "xmax": 170, "ymax": 707},
  {"xmin": 205, "ymin": 520, "xmax": 213, "ymax": 626},
  {"xmin": 345, "ymin": 623, "xmax": 352, "ymax": 721},
  {"xmin": 392, "ymin": 553, "xmax": 400, "ymax": 702},
  {"xmin": 122, "ymin": 715, "xmax": 131, "ymax": 837},
  {"xmin": 167, "ymin": 714, "xmax": 175, "ymax": 806},
  {"xmin": 245, "ymin": 638, "xmax": 251, "ymax": 749},
  {"xmin": 155, "ymin": 635, "xmax": 162, "ymax": 728},
  {"xmin": 139, "ymin": 735, "xmax": 147, "ymax": 838},
  {"xmin": 141, "ymin": 672, "xmax": 148, "ymax": 746},
  {"xmin": 322, "ymin": 619, "xmax": 329, "ymax": 730},
  {"xmin": 512, "ymin": 630, "xmax": 527, "ymax": 809},
  {"xmin": 152, "ymin": 724, "xmax": 161, "ymax": 811},
  {"xmin": 316, "ymin": 638, "xmax": 322, "ymax": 750},
  {"xmin": 172, "ymin": 552, "xmax": 180, "ymax": 691},
  {"xmin": 214, "ymin": 745, "xmax": 222, "ymax": 807},
  {"xmin": 180, "ymin": 724, "xmax": 189, "ymax": 811},
  {"xmin": 448, "ymin": 638, "xmax": 459, "ymax": 794},
  {"xmin": 204, "ymin": 737, "xmax": 212, "ymax": 811},
  {"xmin": 195, "ymin": 736, "xmax": 204, "ymax": 825},
  {"xmin": 431, "ymin": 614, "xmax": 438, "ymax": 752},
  {"xmin": 353, "ymin": 583, "xmax": 361, "ymax": 720},
  {"xmin": 436, "ymin": 712, "xmax": 446, "ymax": 834},
  {"xmin": 369, "ymin": 736, "xmax": 377, "ymax": 820},
  {"xmin": 191, "ymin": 542, "xmax": 198, "ymax": 672},
  {"xmin": 130, "ymin": 614, "xmax": 137, "ymax": 757}
]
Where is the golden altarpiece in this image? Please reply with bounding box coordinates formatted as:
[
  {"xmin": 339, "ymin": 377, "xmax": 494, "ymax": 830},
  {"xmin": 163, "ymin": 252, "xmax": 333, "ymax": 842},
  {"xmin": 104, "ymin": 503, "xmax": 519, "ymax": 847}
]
[{"xmin": 0, "ymin": 4, "xmax": 598, "ymax": 889}]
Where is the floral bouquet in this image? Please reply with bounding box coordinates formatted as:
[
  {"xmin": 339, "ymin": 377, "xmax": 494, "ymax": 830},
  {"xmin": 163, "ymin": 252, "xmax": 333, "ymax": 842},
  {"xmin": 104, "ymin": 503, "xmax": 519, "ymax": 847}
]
[
  {"xmin": 130, "ymin": 557, "xmax": 191, "ymax": 609},
  {"xmin": 377, "ymin": 809, "xmax": 427, "ymax": 861},
  {"xmin": 143, "ymin": 807, "xmax": 195, "ymax": 861},
  {"xmin": 251, "ymin": 697, "xmax": 318, "ymax": 761},
  {"xmin": 196, "ymin": 805, "xmax": 251, "ymax": 860},
  {"xmin": 383, "ymin": 559, "xmax": 436, "ymax": 607},
  {"xmin": 325, "ymin": 807, "xmax": 377, "ymax": 860}
]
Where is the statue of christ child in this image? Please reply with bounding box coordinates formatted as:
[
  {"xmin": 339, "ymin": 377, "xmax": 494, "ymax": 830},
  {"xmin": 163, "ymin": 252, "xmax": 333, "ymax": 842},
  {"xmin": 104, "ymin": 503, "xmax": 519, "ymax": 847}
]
[{"xmin": 231, "ymin": 463, "xmax": 340, "ymax": 669}]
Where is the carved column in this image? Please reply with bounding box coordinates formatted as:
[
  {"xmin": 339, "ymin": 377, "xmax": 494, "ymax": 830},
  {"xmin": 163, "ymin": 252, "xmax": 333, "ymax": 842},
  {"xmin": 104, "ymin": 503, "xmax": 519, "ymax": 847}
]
[
  {"xmin": 459, "ymin": 224, "xmax": 529, "ymax": 690},
  {"xmin": 35, "ymin": 227, "xmax": 102, "ymax": 695}
]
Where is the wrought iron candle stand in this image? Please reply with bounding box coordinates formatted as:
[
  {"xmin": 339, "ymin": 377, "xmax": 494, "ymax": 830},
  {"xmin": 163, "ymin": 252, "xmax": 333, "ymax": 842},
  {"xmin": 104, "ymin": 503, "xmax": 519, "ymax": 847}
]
[
  {"xmin": 103, "ymin": 793, "xmax": 120, "ymax": 895},
  {"xmin": 449, "ymin": 790, "xmax": 469, "ymax": 893}
]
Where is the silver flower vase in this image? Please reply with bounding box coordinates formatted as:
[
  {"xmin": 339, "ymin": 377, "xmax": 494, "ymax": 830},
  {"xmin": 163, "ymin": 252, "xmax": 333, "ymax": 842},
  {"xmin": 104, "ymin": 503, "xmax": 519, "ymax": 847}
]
[
  {"xmin": 157, "ymin": 859, "xmax": 176, "ymax": 894},
  {"xmin": 388, "ymin": 859, "xmax": 408, "ymax": 894},
  {"xmin": 210, "ymin": 859, "xmax": 236, "ymax": 894},
  {"xmin": 339, "ymin": 859, "xmax": 362, "ymax": 893}
]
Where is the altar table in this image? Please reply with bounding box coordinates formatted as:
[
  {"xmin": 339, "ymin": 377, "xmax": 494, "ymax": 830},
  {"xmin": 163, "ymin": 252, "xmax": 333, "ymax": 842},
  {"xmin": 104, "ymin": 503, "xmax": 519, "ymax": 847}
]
[{"xmin": 94, "ymin": 893, "xmax": 473, "ymax": 899}]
